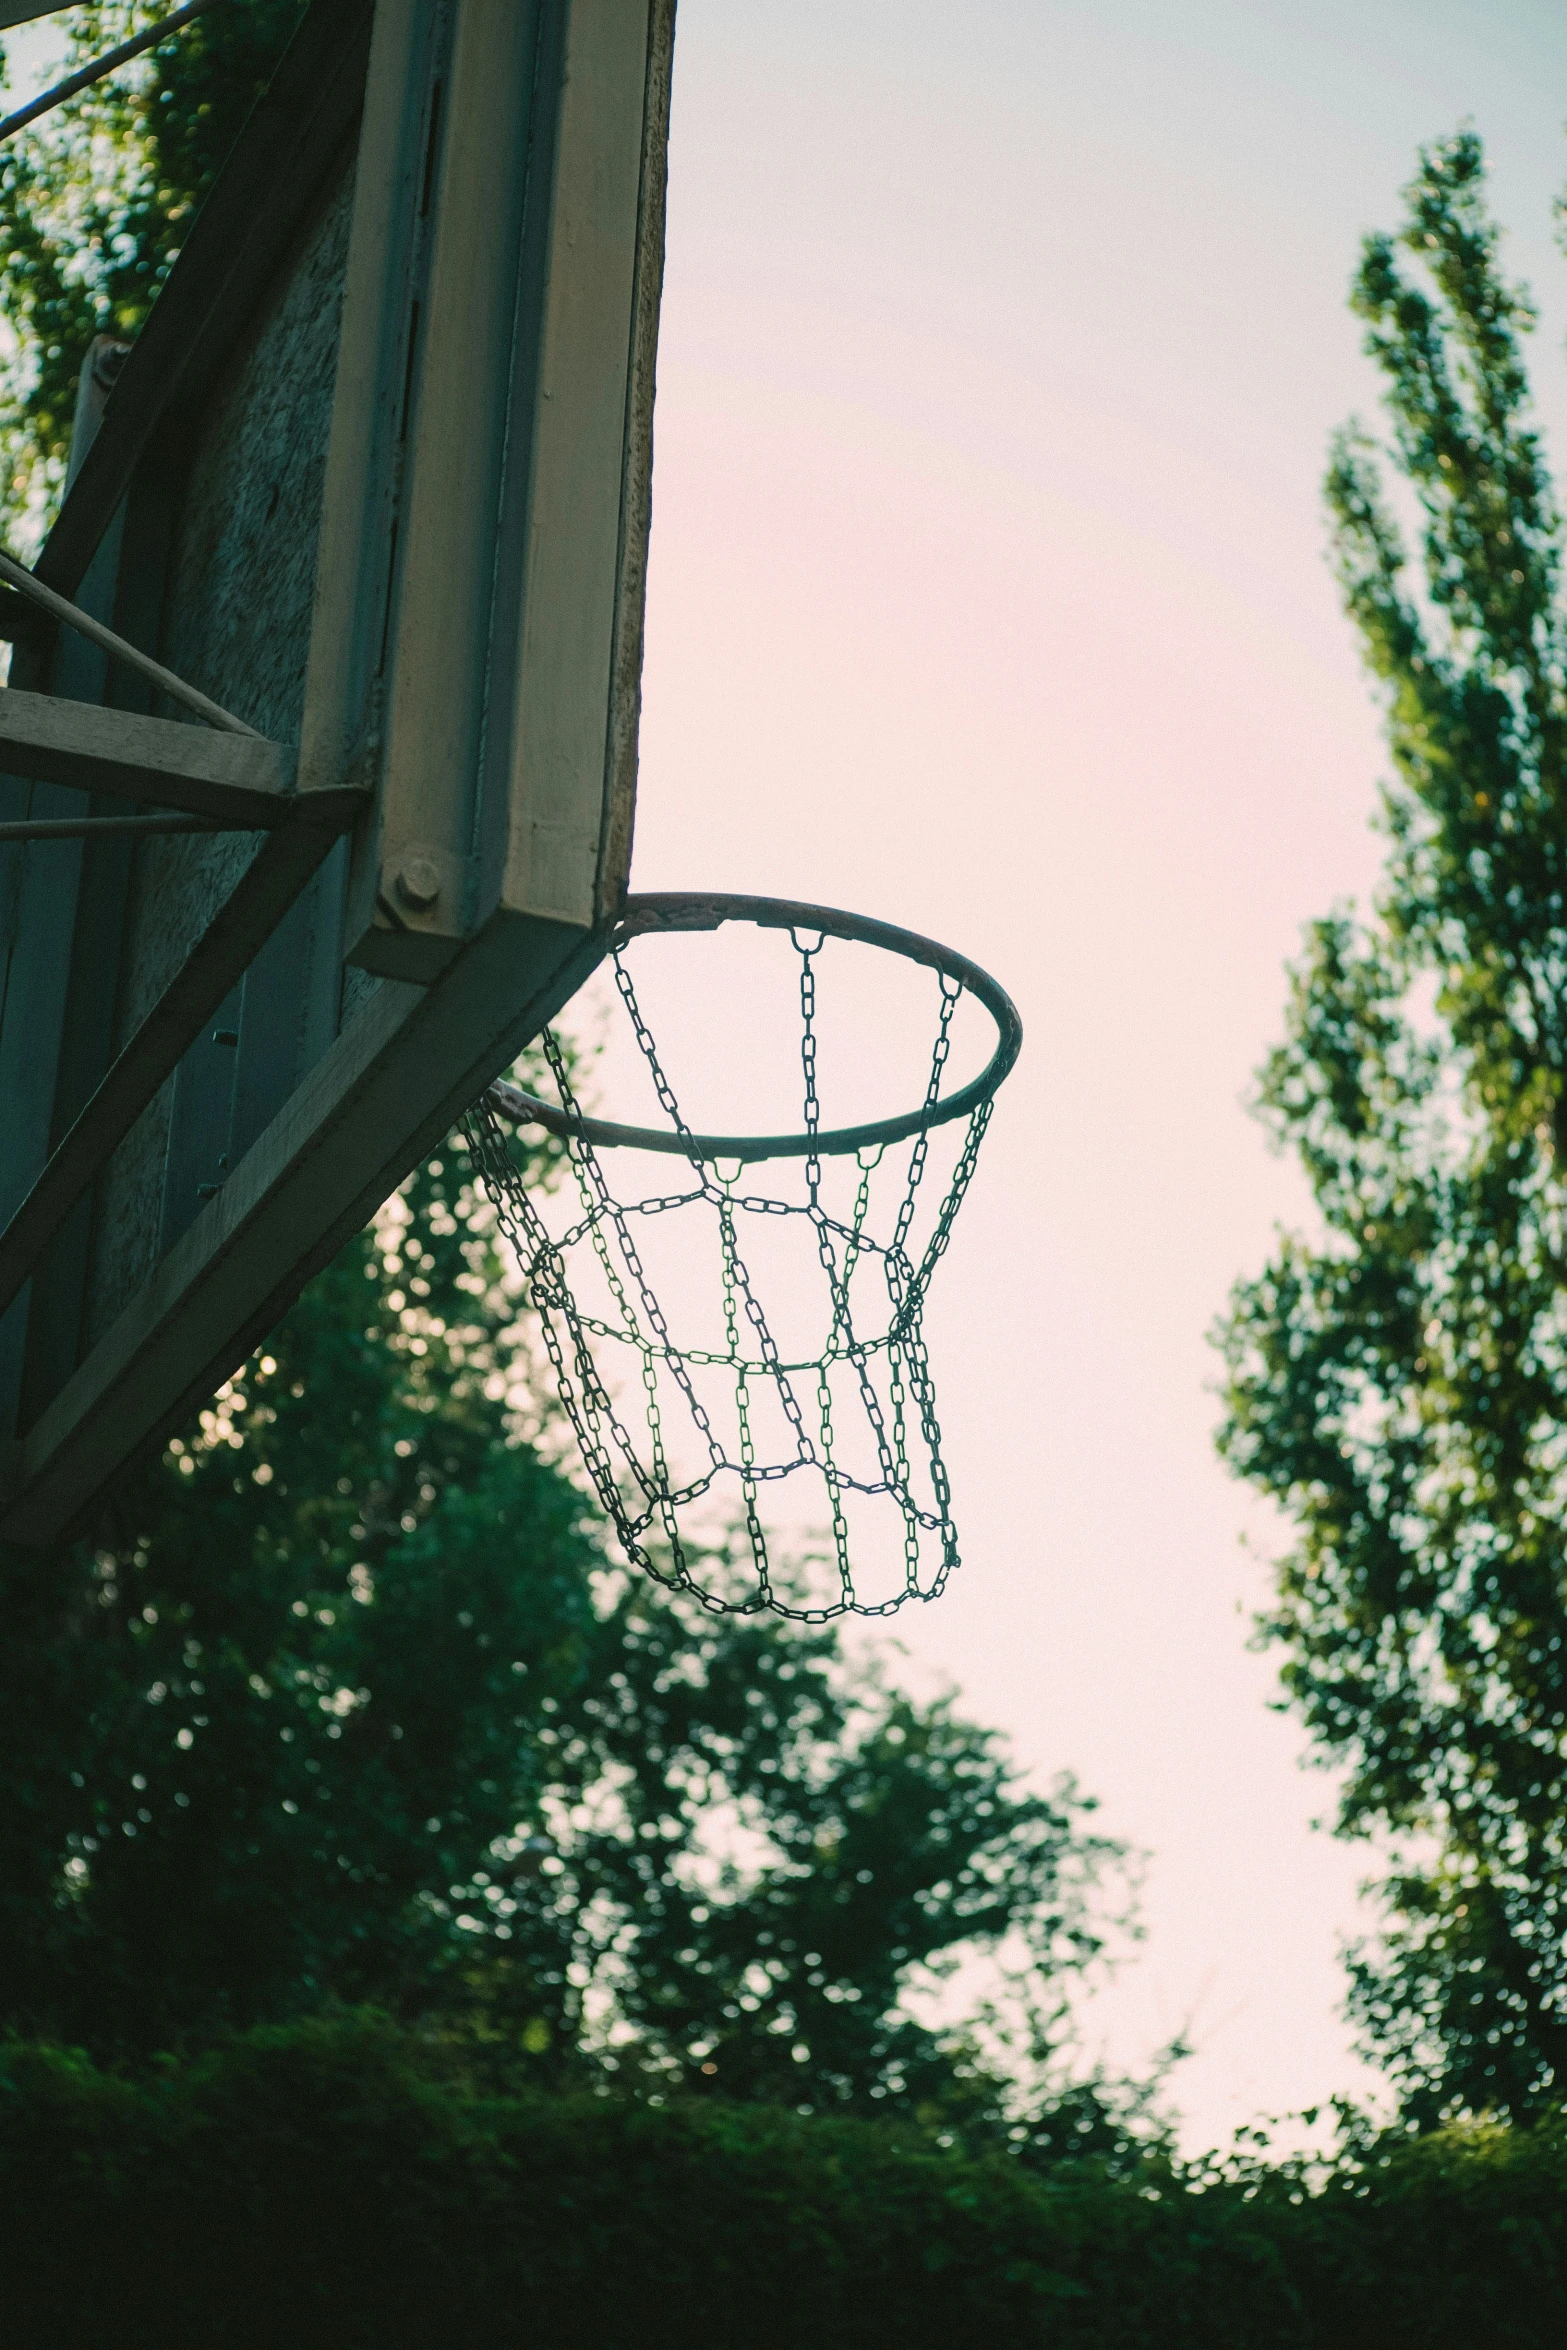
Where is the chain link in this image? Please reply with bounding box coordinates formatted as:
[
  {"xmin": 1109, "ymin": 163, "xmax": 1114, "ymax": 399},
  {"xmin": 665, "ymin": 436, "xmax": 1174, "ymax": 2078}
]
[{"xmin": 464, "ymin": 933, "xmax": 996, "ymax": 1619}]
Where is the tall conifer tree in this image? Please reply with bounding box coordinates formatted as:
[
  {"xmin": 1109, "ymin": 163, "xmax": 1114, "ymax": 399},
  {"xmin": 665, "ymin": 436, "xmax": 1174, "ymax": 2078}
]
[{"xmin": 1219, "ymin": 131, "xmax": 1567, "ymax": 2123}]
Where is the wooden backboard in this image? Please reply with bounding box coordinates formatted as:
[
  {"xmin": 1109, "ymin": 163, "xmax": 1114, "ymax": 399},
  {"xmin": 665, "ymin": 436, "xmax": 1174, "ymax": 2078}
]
[{"xmin": 0, "ymin": 0, "xmax": 674, "ymax": 1540}]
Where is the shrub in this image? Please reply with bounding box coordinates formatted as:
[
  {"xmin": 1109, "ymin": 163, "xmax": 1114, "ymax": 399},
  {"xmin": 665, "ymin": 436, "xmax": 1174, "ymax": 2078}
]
[{"xmin": 1, "ymin": 2016, "xmax": 1563, "ymax": 2348}]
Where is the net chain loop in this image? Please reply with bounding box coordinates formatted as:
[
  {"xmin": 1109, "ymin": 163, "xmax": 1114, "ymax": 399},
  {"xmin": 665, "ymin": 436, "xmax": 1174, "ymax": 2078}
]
[{"xmin": 467, "ymin": 894, "xmax": 1019, "ymax": 1621}]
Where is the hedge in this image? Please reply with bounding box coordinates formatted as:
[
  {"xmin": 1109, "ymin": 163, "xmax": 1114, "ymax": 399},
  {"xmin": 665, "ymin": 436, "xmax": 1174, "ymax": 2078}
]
[{"xmin": 0, "ymin": 2016, "xmax": 1561, "ymax": 2347}]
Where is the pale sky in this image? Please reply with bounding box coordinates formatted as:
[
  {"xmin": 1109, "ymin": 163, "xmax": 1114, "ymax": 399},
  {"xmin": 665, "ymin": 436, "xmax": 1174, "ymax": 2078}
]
[
  {"xmin": 629, "ymin": 0, "xmax": 1567, "ymax": 2149},
  {"xmin": 9, "ymin": 2, "xmax": 1567, "ymax": 2152}
]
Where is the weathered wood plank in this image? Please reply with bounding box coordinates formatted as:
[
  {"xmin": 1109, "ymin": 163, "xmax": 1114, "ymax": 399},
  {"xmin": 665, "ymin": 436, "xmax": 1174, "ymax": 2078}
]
[{"xmin": 0, "ymin": 691, "xmax": 296, "ymax": 823}]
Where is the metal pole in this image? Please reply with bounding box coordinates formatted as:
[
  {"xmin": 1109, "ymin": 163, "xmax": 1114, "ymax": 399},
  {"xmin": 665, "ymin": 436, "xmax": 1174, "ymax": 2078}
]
[
  {"xmin": 0, "ymin": 2, "xmax": 217, "ymax": 146},
  {"xmin": 0, "ymin": 549, "xmax": 261, "ymax": 736},
  {"xmin": 0, "ymin": 811, "xmax": 238, "ymax": 843}
]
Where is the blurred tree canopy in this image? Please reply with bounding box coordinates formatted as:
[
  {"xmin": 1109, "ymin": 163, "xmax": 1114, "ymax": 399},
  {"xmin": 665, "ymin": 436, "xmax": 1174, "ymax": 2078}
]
[
  {"xmin": 0, "ymin": 1123, "xmax": 1134, "ymax": 2154},
  {"xmin": 0, "ymin": 0, "xmax": 309, "ymax": 529},
  {"xmin": 0, "ymin": 4, "xmax": 1141, "ymax": 2166},
  {"xmin": 1218, "ymin": 131, "xmax": 1567, "ymax": 2125}
]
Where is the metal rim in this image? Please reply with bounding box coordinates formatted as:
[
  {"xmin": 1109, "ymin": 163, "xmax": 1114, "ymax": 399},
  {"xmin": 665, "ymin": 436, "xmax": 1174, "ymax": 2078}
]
[{"xmin": 487, "ymin": 891, "xmax": 1023, "ymax": 1164}]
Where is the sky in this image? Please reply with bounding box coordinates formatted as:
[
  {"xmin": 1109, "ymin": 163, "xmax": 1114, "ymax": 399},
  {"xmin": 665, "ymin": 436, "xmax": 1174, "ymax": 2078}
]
[
  {"xmin": 7, "ymin": 1, "xmax": 1567, "ymax": 2152},
  {"xmin": 624, "ymin": 0, "xmax": 1567, "ymax": 2151}
]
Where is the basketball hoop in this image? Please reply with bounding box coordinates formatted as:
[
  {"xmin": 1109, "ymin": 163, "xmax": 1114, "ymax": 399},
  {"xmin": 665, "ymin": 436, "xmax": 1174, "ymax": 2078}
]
[{"xmin": 466, "ymin": 893, "xmax": 1022, "ymax": 1620}]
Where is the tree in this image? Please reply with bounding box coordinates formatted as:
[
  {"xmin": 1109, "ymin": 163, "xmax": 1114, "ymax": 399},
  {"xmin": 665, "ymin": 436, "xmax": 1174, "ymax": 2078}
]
[
  {"xmin": 1, "ymin": 1117, "xmax": 1138, "ymax": 2152},
  {"xmin": 0, "ymin": 1, "xmax": 308, "ymax": 529},
  {"xmin": 0, "ymin": 1112, "xmax": 1133, "ymax": 2142},
  {"xmin": 1217, "ymin": 129, "xmax": 1567, "ymax": 2123}
]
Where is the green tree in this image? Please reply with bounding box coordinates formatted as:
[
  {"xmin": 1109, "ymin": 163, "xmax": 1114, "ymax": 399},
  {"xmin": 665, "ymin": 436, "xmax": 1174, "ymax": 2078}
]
[
  {"xmin": 0, "ymin": 1121, "xmax": 595, "ymax": 2047},
  {"xmin": 0, "ymin": 1116, "xmax": 1133, "ymax": 2145},
  {"xmin": 1217, "ymin": 129, "xmax": 1567, "ymax": 2123},
  {"xmin": 0, "ymin": 1, "xmax": 308, "ymax": 527}
]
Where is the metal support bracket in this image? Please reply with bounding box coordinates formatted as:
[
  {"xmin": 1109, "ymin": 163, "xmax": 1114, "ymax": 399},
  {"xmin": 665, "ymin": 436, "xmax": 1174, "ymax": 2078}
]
[
  {"xmin": 0, "ymin": 811, "xmax": 240, "ymax": 843},
  {"xmin": 0, "ymin": 791, "xmax": 366, "ymax": 1324},
  {"xmin": 0, "ymin": 554, "xmax": 368, "ymax": 1322},
  {"xmin": 0, "ymin": 545, "xmax": 260, "ymax": 733},
  {"xmin": 0, "ymin": 689, "xmax": 295, "ymax": 821}
]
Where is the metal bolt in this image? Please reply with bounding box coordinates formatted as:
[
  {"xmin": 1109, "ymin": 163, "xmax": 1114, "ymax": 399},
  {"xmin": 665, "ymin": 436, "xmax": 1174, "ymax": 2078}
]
[
  {"xmin": 395, "ymin": 856, "xmax": 442, "ymax": 911},
  {"xmin": 92, "ymin": 338, "xmax": 132, "ymax": 391}
]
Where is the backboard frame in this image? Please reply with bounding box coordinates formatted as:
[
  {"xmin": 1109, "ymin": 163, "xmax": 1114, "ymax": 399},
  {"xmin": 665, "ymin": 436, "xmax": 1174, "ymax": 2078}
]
[{"xmin": 0, "ymin": 0, "xmax": 674, "ymax": 1542}]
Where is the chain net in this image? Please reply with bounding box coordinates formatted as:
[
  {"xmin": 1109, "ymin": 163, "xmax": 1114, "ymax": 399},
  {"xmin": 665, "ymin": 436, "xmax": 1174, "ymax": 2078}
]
[{"xmin": 465, "ymin": 927, "xmax": 995, "ymax": 1619}]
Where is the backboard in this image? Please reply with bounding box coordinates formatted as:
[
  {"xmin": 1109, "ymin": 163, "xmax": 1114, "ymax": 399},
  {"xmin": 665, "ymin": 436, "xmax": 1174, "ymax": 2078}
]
[{"xmin": 0, "ymin": 0, "xmax": 675, "ymax": 1541}]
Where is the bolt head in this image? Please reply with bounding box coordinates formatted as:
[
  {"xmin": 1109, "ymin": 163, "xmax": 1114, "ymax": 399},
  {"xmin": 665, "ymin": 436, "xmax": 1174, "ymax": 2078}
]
[
  {"xmin": 92, "ymin": 337, "xmax": 132, "ymax": 390},
  {"xmin": 396, "ymin": 855, "xmax": 442, "ymax": 912}
]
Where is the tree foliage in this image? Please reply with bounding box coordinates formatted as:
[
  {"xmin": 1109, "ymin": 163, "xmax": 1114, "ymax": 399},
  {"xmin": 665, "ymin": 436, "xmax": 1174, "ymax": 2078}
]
[
  {"xmin": 3, "ymin": 2013, "xmax": 1565, "ymax": 2350},
  {"xmin": 1217, "ymin": 130, "xmax": 1567, "ymax": 2122},
  {"xmin": 0, "ymin": 1, "xmax": 308, "ymax": 528},
  {"xmin": 0, "ymin": 1120, "xmax": 1132, "ymax": 2146}
]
